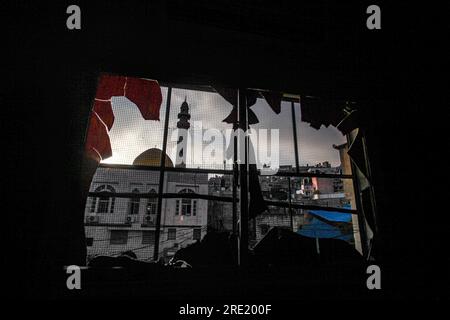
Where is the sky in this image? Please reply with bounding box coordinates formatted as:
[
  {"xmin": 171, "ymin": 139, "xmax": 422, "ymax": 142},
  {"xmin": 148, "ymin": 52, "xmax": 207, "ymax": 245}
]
[{"xmin": 102, "ymin": 86, "xmax": 346, "ymax": 168}]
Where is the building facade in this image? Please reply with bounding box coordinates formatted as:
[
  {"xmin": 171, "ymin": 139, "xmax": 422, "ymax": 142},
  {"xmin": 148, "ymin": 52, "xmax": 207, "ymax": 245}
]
[{"xmin": 84, "ymin": 100, "xmax": 209, "ymax": 262}]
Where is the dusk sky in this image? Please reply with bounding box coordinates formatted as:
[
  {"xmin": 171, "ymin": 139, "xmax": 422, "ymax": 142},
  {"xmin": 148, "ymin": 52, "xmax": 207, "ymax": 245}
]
[{"xmin": 102, "ymin": 86, "xmax": 346, "ymax": 168}]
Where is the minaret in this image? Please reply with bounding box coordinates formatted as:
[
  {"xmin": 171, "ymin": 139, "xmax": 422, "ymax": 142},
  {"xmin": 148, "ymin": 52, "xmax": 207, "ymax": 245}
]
[{"xmin": 175, "ymin": 97, "xmax": 191, "ymax": 167}]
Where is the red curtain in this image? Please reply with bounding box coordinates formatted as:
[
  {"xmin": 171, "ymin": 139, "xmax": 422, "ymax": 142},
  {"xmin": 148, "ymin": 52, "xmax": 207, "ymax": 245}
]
[
  {"xmin": 125, "ymin": 77, "xmax": 162, "ymax": 121},
  {"xmin": 93, "ymin": 100, "xmax": 115, "ymax": 130},
  {"xmin": 85, "ymin": 112, "xmax": 112, "ymax": 162},
  {"xmin": 85, "ymin": 74, "xmax": 162, "ymax": 161}
]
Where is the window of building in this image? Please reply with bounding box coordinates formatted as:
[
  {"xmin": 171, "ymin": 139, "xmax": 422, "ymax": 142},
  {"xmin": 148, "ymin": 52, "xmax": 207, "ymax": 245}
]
[
  {"xmin": 175, "ymin": 200, "xmax": 180, "ymax": 215},
  {"xmin": 129, "ymin": 188, "xmax": 140, "ymax": 214},
  {"xmin": 167, "ymin": 228, "xmax": 176, "ymax": 240},
  {"xmin": 142, "ymin": 231, "xmax": 155, "ymax": 244},
  {"xmin": 98, "ymin": 195, "xmax": 109, "ymax": 213},
  {"xmin": 110, "ymin": 230, "xmax": 128, "ymax": 245},
  {"xmin": 181, "ymin": 198, "xmax": 191, "ymax": 216},
  {"xmin": 193, "ymin": 200, "xmax": 197, "ymax": 216},
  {"xmin": 92, "ymin": 185, "xmax": 116, "ymax": 213},
  {"xmin": 89, "ymin": 197, "xmax": 96, "ymax": 213},
  {"xmin": 178, "ymin": 189, "xmax": 195, "ymax": 216},
  {"xmin": 146, "ymin": 189, "xmax": 157, "ymax": 215},
  {"xmin": 193, "ymin": 228, "xmax": 201, "ymax": 240}
]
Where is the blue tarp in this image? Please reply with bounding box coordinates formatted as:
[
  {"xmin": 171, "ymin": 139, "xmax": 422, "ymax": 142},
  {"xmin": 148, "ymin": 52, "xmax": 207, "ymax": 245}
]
[
  {"xmin": 297, "ymin": 204, "xmax": 353, "ymax": 242},
  {"xmin": 307, "ymin": 204, "xmax": 352, "ymax": 223}
]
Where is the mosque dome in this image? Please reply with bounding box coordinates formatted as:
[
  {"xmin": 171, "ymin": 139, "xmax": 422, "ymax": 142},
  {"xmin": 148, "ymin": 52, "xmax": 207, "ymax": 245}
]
[{"xmin": 132, "ymin": 148, "xmax": 174, "ymax": 167}]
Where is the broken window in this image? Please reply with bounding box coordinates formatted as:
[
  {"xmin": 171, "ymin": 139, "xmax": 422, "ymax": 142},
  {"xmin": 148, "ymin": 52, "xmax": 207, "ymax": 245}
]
[{"xmin": 83, "ymin": 74, "xmax": 376, "ymax": 266}]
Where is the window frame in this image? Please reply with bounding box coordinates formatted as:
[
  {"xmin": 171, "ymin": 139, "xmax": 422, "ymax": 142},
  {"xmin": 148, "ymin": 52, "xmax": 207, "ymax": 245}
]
[
  {"xmin": 146, "ymin": 189, "xmax": 157, "ymax": 215},
  {"xmin": 142, "ymin": 231, "xmax": 155, "ymax": 244},
  {"xmin": 167, "ymin": 228, "xmax": 176, "ymax": 240},
  {"xmin": 86, "ymin": 81, "xmax": 375, "ymax": 261},
  {"xmin": 129, "ymin": 188, "xmax": 141, "ymax": 215},
  {"xmin": 177, "ymin": 188, "xmax": 196, "ymax": 216},
  {"xmin": 91, "ymin": 184, "xmax": 116, "ymax": 214}
]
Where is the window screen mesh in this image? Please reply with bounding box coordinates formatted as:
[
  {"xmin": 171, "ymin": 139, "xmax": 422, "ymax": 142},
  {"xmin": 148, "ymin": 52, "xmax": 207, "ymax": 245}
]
[{"xmin": 84, "ymin": 76, "xmax": 363, "ymax": 266}]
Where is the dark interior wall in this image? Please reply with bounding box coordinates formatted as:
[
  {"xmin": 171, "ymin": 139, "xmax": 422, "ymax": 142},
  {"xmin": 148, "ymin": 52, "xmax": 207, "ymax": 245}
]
[{"xmin": 5, "ymin": 1, "xmax": 445, "ymax": 298}]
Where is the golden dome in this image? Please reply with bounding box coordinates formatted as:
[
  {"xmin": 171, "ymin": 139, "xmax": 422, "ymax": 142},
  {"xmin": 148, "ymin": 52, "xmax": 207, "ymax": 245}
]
[{"xmin": 132, "ymin": 148, "xmax": 174, "ymax": 167}]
